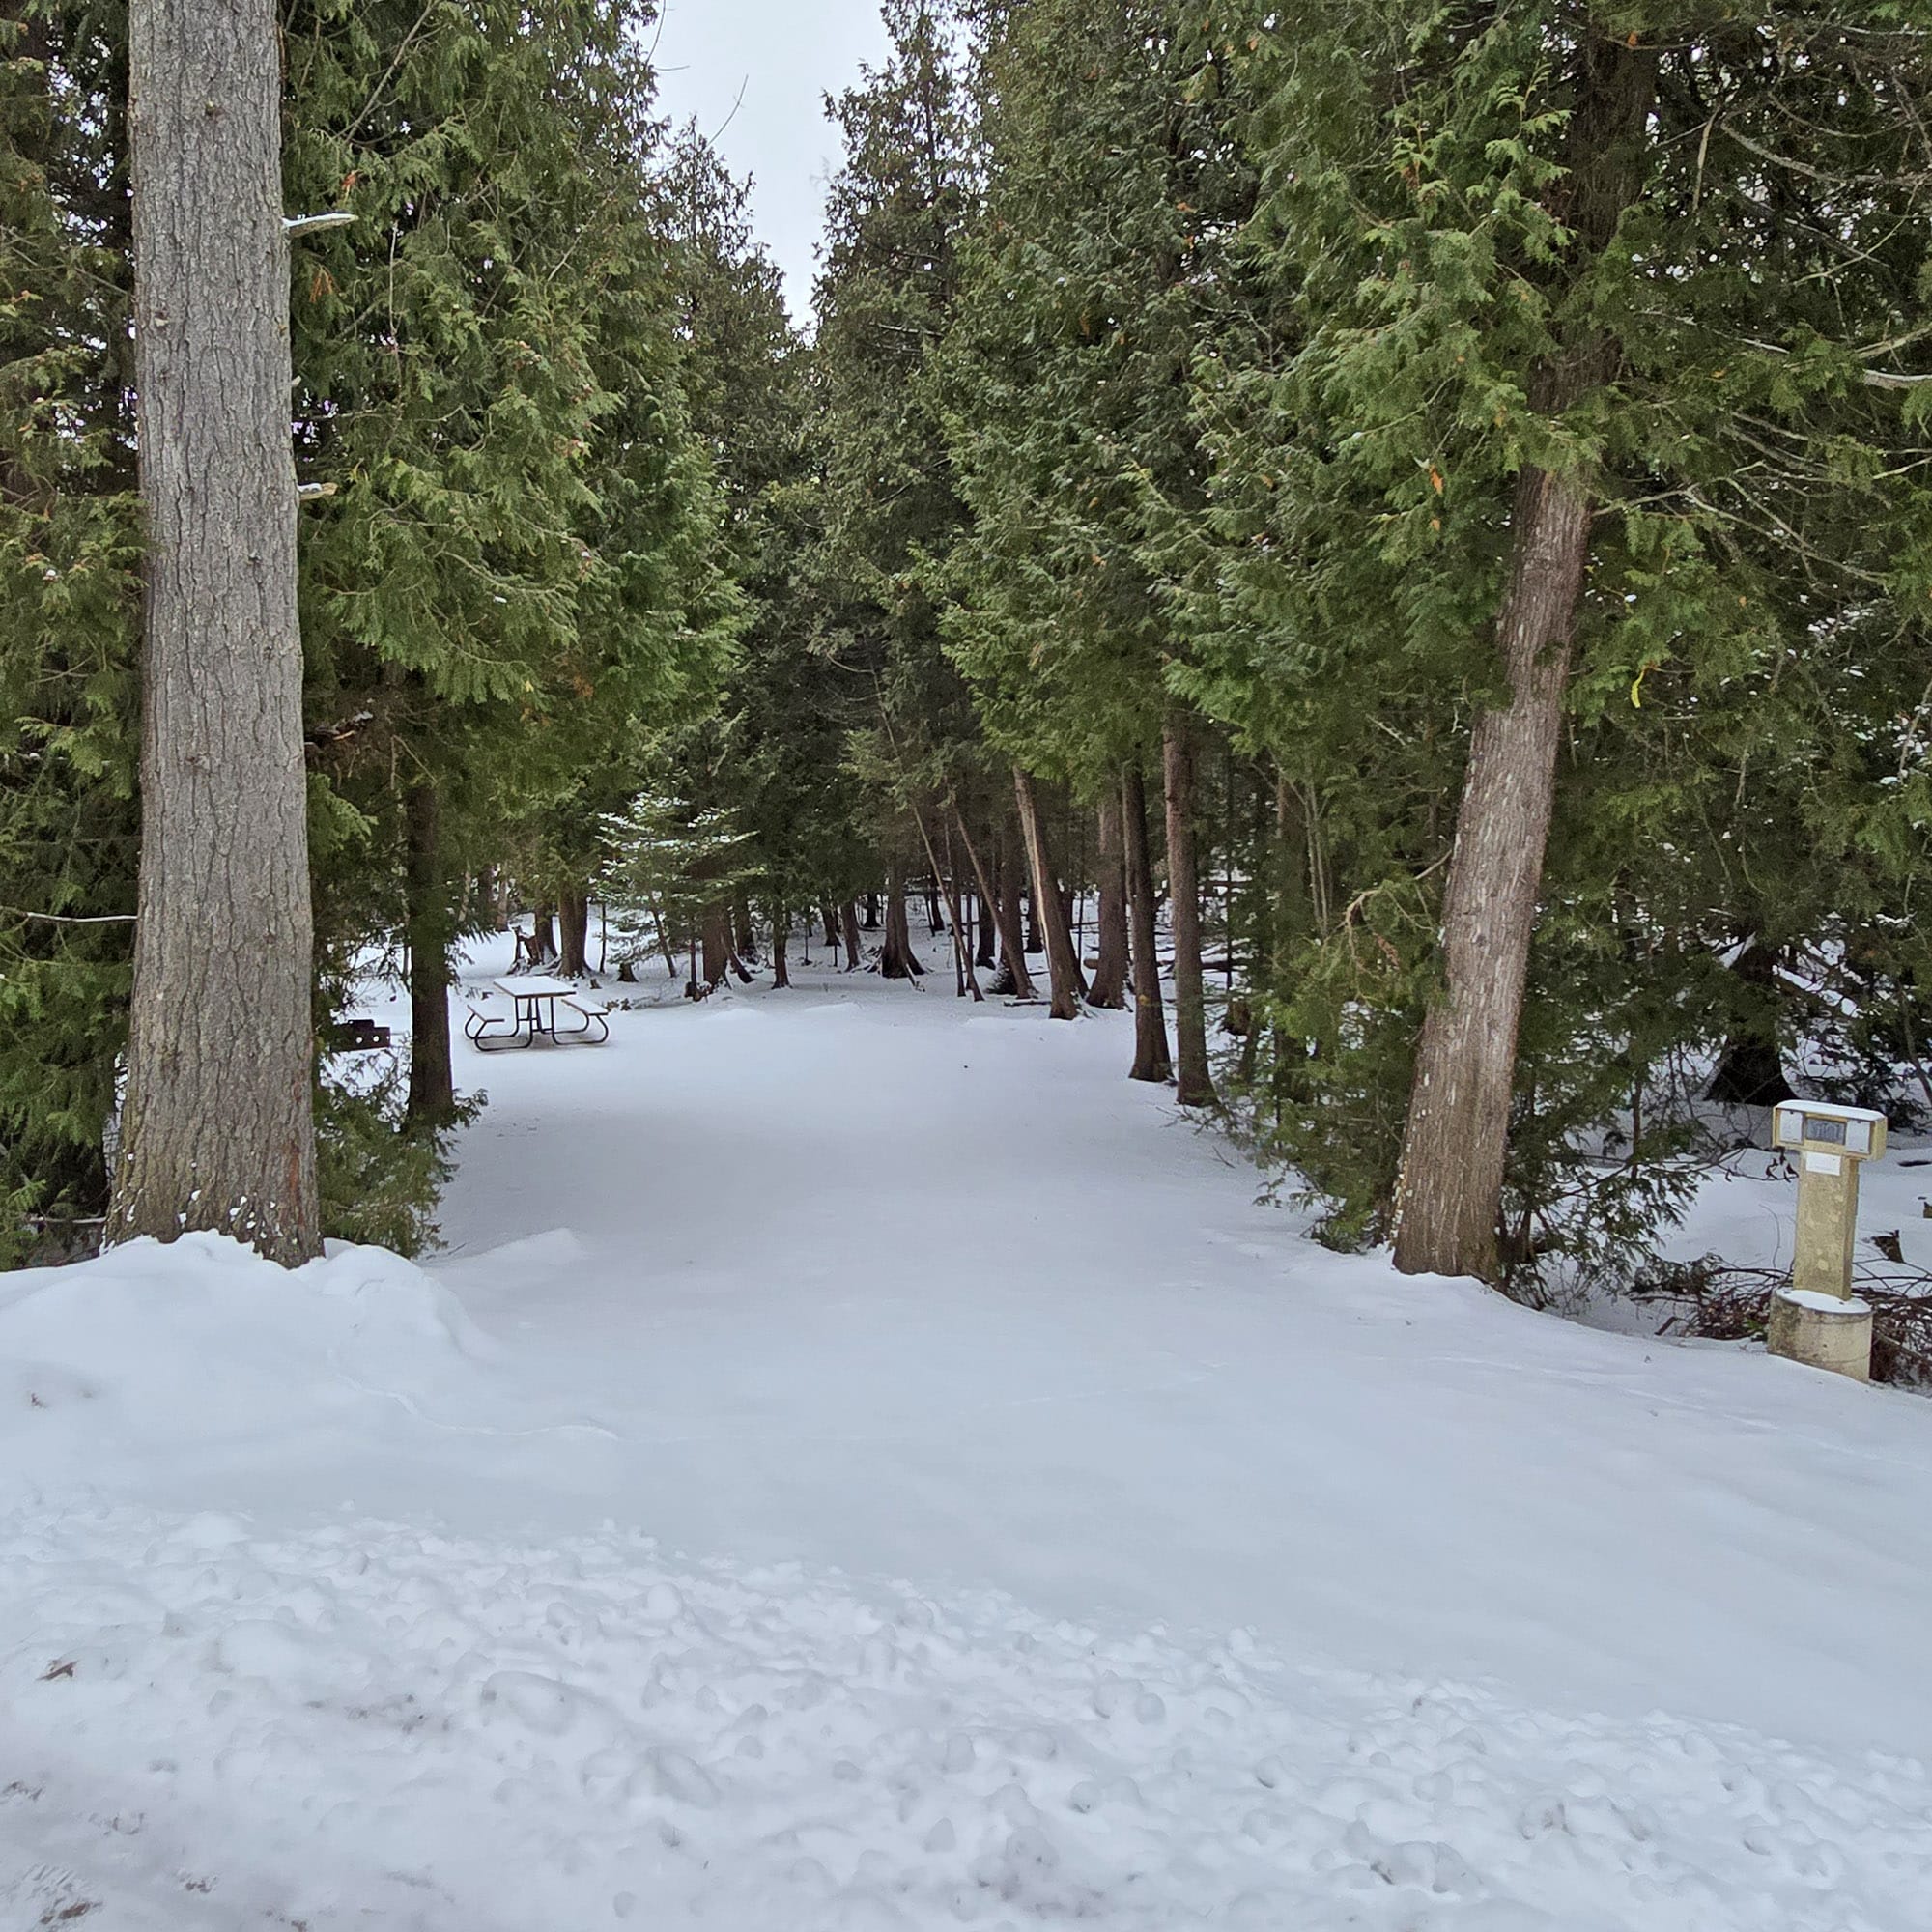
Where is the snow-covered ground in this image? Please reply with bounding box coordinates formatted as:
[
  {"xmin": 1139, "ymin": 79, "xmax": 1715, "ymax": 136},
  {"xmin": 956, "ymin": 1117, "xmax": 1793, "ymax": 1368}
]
[{"xmin": 5, "ymin": 934, "xmax": 1932, "ymax": 1928}]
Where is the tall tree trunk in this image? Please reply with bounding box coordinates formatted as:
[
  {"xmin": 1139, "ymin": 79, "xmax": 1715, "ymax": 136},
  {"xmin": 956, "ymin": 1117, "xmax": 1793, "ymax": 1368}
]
[
  {"xmin": 975, "ymin": 887, "xmax": 998, "ymax": 969},
  {"xmin": 956, "ymin": 810, "xmax": 1032, "ymax": 1001},
  {"xmin": 1392, "ymin": 31, "xmax": 1658, "ymax": 1283},
  {"xmin": 821, "ymin": 901, "xmax": 838, "ymax": 950},
  {"xmin": 1089, "ymin": 791, "xmax": 1129, "ymax": 1009},
  {"xmin": 841, "ymin": 899, "xmax": 864, "ymax": 971},
  {"xmin": 110, "ymin": 0, "xmax": 320, "ymax": 1264},
  {"xmin": 530, "ymin": 902, "xmax": 557, "ymax": 964},
  {"xmin": 879, "ymin": 866, "xmax": 925, "ymax": 979},
  {"xmin": 702, "ymin": 906, "xmax": 730, "ymax": 988},
  {"xmin": 1024, "ymin": 877, "xmax": 1044, "ymax": 954},
  {"xmin": 1163, "ymin": 717, "xmax": 1215, "ymax": 1105},
  {"xmin": 995, "ymin": 832, "xmax": 1033, "ymax": 996},
  {"xmin": 1123, "ymin": 764, "xmax": 1172, "ymax": 1083},
  {"xmin": 863, "ymin": 891, "xmax": 881, "ymax": 930},
  {"xmin": 1705, "ymin": 939, "xmax": 1794, "ymax": 1106},
  {"xmin": 1013, "ymin": 769, "xmax": 1086, "ymax": 1022},
  {"xmin": 557, "ymin": 882, "xmax": 590, "ymax": 979},
  {"xmin": 924, "ymin": 876, "xmax": 946, "ymax": 935},
  {"xmin": 771, "ymin": 914, "xmax": 791, "ymax": 989},
  {"xmin": 910, "ymin": 811, "xmax": 980, "ymax": 1001},
  {"xmin": 404, "ymin": 782, "xmax": 455, "ymax": 1129}
]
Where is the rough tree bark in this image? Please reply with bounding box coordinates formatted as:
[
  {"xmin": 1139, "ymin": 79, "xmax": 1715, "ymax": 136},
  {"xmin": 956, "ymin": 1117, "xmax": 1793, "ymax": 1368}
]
[
  {"xmin": 557, "ymin": 883, "xmax": 590, "ymax": 979},
  {"xmin": 1392, "ymin": 30, "xmax": 1659, "ymax": 1282},
  {"xmin": 771, "ymin": 914, "xmax": 791, "ymax": 989},
  {"xmin": 1123, "ymin": 763, "xmax": 1172, "ymax": 1083},
  {"xmin": 879, "ymin": 866, "xmax": 926, "ymax": 979},
  {"xmin": 529, "ymin": 903, "xmax": 557, "ymax": 964},
  {"xmin": 701, "ymin": 906, "xmax": 730, "ymax": 988},
  {"xmin": 975, "ymin": 888, "xmax": 997, "ymax": 969},
  {"xmin": 840, "ymin": 900, "xmax": 864, "ymax": 971},
  {"xmin": 1162, "ymin": 717, "xmax": 1215, "ymax": 1105},
  {"xmin": 404, "ymin": 782, "xmax": 455, "ymax": 1129},
  {"xmin": 109, "ymin": 0, "xmax": 321, "ymax": 1263},
  {"xmin": 1089, "ymin": 791, "xmax": 1129, "ymax": 1009},
  {"xmin": 1013, "ymin": 768, "xmax": 1087, "ymax": 1022}
]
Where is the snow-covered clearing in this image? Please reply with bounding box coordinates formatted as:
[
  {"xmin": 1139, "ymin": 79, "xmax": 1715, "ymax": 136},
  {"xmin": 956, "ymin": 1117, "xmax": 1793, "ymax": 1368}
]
[{"xmin": 5, "ymin": 935, "xmax": 1932, "ymax": 1928}]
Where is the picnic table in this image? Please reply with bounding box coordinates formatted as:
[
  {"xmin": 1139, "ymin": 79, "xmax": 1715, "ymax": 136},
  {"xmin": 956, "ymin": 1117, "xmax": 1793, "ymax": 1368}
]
[{"xmin": 464, "ymin": 974, "xmax": 609, "ymax": 1050}]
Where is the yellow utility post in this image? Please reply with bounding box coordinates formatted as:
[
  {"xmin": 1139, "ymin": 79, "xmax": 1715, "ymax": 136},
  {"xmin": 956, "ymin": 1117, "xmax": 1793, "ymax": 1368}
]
[{"xmin": 1767, "ymin": 1101, "xmax": 1887, "ymax": 1382}]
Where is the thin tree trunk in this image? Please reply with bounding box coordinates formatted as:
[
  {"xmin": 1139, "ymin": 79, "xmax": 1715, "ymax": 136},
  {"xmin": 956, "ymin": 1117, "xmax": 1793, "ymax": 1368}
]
[
  {"xmin": 975, "ymin": 886, "xmax": 997, "ymax": 969},
  {"xmin": 821, "ymin": 901, "xmax": 838, "ymax": 949},
  {"xmin": 1013, "ymin": 768, "xmax": 1086, "ymax": 1022},
  {"xmin": 648, "ymin": 900, "xmax": 678, "ymax": 979},
  {"xmin": 910, "ymin": 809, "xmax": 980, "ymax": 1001},
  {"xmin": 771, "ymin": 914, "xmax": 790, "ymax": 989},
  {"xmin": 1123, "ymin": 764, "xmax": 1171, "ymax": 1084},
  {"xmin": 1163, "ymin": 716, "xmax": 1215, "ymax": 1105},
  {"xmin": 841, "ymin": 899, "xmax": 864, "ymax": 971},
  {"xmin": 404, "ymin": 782, "xmax": 455, "ymax": 1129},
  {"xmin": 110, "ymin": 0, "xmax": 320, "ymax": 1263},
  {"xmin": 879, "ymin": 865, "xmax": 925, "ymax": 979},
  {"xmin": 557, "ymin": 882, "xmax": 590, "ymax": 979},
  {"xmin": 478, "ymin": 864, "xmax": 507, "ymax": 931},
  {"xmin": 956, "ymin": 810, "xmax": 1032, "ymax": 1001},
  {"xmin": 1090, "ymin": 791, "xmax": 1129, "ymax": 1009},
  {"xmin": 1024, "ymin": 877, "xmax": 1044, "ymax": 955},
  {"xmin": 1392, "ymin": 31, "xmax": 1658, "ymax": 1283},
  {"xmin": 995, "ymin": 832, "xmax": 1033, "ymax": 996}
]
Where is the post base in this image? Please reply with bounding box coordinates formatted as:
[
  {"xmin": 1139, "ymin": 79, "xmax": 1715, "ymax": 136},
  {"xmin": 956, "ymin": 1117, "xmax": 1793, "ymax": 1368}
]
[{"xmin": 1767, "ymin": 1288, "xmax": 1872, "ymax": 1383}]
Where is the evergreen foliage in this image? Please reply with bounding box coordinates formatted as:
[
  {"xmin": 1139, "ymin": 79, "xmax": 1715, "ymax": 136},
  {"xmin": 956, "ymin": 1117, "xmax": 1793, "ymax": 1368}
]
[{"xmin": 5, "ymin": 0, "xmax": 1930, "ymax": 1294}]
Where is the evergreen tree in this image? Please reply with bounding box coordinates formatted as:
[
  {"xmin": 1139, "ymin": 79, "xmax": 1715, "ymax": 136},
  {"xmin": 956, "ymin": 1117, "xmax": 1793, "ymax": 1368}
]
[
  {"xmin": 0, "ymin": 2, "xmax": 139, "ymax": 1256},
  {"xmin": 1198, "ymin": 1, "xmax": 1932, "ymax": 1280},
  {"xmin": 812, "ymin": 0, "xmax": 986, "ymax": 981},
  {"xmin": 942, "ymin": 0, "xmax": 1256, "ymax": 1066},
  {"xmin": 286, "ymin": 0, "xmax": 727, "ymax": 1127}
]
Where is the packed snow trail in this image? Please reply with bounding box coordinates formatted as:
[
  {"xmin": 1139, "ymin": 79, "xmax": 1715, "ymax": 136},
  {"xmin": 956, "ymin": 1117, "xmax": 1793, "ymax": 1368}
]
[{"xmin": 5, "ymin": 942, "xmax": 1932, "ymax": 1926}]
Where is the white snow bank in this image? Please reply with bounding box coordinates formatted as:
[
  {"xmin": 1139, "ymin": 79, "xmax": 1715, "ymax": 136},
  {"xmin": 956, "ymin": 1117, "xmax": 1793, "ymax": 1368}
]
[
  {"xmin": 7, "ymin": 1503, "xmax": 1928, "ymax": 1931},
  {"xmin": 0, "ymin": 1235, "xmax": 538, "ymax": 1503}
]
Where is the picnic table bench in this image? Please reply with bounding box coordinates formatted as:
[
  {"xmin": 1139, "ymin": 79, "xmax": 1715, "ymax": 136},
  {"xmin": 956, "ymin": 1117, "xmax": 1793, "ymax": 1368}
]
[{"xmin": 464, "ymin": 974, "xmax": 609, "ymax": 1051}]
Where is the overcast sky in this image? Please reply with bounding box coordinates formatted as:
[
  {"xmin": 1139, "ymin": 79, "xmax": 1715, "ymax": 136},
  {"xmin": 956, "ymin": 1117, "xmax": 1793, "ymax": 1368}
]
[{"xmin": 650, "ymin": 0, "xmax": 893, "ymax": 322}]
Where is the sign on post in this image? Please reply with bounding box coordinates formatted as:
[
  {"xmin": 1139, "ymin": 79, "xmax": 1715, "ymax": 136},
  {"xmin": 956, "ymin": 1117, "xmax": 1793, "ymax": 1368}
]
[{"xmin": 1767, "ymin": 1101, "xmax": 1887, "ymax": 1381}]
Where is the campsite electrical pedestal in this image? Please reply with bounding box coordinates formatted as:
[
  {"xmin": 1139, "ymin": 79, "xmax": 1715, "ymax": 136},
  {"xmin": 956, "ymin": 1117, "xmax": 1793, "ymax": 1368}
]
[{"xmin": 1767, "ymin": 1101, "xmax": 1887, "ymax": 1383}]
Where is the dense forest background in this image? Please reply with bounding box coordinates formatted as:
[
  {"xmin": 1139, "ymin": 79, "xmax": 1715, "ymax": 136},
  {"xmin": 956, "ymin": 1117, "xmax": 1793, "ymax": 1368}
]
[{"xmin": 3, "ymin": 0, "xmax": 1929, "ymax": 1292}]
